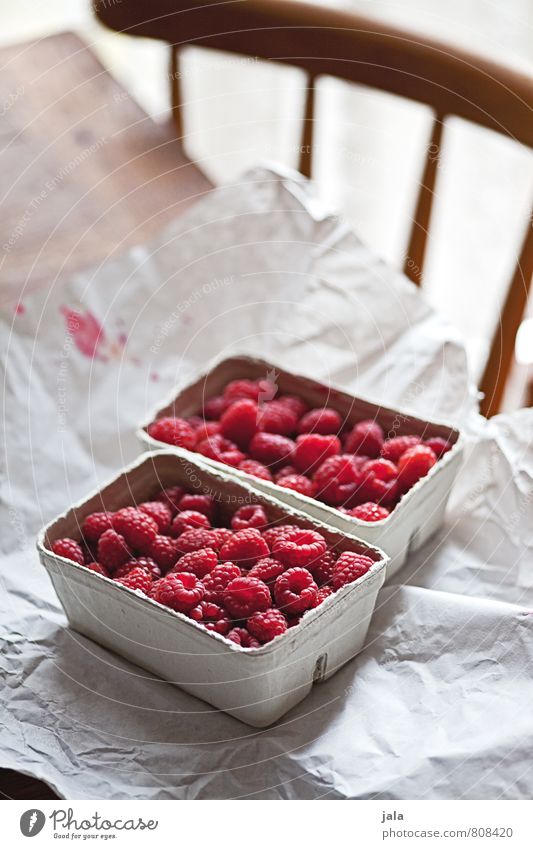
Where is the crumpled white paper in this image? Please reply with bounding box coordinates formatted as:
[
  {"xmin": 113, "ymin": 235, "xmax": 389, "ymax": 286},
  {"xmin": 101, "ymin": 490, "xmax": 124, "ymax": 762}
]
[{"xmin": 1, "ymin": 166, "xmax": 532, "ymax": 799}]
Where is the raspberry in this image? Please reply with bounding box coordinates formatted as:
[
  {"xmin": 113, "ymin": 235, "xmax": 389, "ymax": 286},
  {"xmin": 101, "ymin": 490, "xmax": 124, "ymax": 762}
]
[
  {"xmin": 196, "ymin": 434, "xmax": 245, "ymax": 467},
  {"xmin": 178, "ymin": 493, "xmax": 216, "ymax": 520},
  {"xmin": 276, "ymin": 474, "xmax": 316, "ymax": 498},
  {"xmin": 171, "ymin": 510, "xmax": 211, "ymax": 537},
  {"xmin": 345, "ymin": 420, "xmax": 384, "ymax": 457},
  {"xmin": 147, "ymin": 417, "xmax": 196, "ymax": 450},
  {"xmin": 203, "ymin": 395, "xmax": 228, "ymax": 420},
  {"xmin": 151, "ymin": 572, "xmax": 204, "ymax": 612},
  {"xmin": 257, "ymin": 401, "xmax": 298, "ymax": 435},
  {"xmin": 332, "ymin": 552, "xmax": 374, "ymax": 589},
  {"xmin": 294, "ymin": 433, "xmax": 340, "ymax": 475},
  {"xmin": 397, "ymin": 445, "xmax": 437, "ymax": 491},
  {"xmin": 248, "ymin": 557, "xmax": 287, "ymax": 585},
  {"xmin": 209, "ymin": 527, "xmax": 233, "ymax": 551},
  {"xmin": 185, "ymin": 415, "xmax": 204, "ymax": 430},
  {"xmin": 286, "ymin": 615, "xmax": 302, "ymax": 628},
  {"xmin": 352, "ymin": 469, "xmax": 390, "ymax": 505},
  {"xmin": 97, "ymin": 529, "xmax": 131, "ymax": 572},
  {"xmin": 226, "ymin": 627, "xmax": 260, "ymax": 648},
  {"xmin": 308, "ymin": 550, "xmax": 337, "ymax": 586},
  {"xmin": 379, "ymin": 479, "xmax": 401, "ymax": 509},
  {"xmin": 272, "ymin": 528, "xmax": 327, "ymax": 568},
  {"xmin": 195, "ymin": 421, "xmax": 221, "ymax": 444},
  {"xmin": 249, "ymin": 432, "xmax": 295, "ymax": 467},
  {"xmin": 220, "ymin": 399, "xmax": 258, "ymax": 447},
  {"xmin": 138, "ymin": 501, "xmax": 172, "ymax": 534},
  {"xmin": 176, "ymin": 528, "xmax": 220, "ymax": 555},
  {"xmin": 223, "ymin": 379, "xmax": 261, "ymax": 402},
  {"xmin": 274, "ymin": 465, "xmax": 298, "ymax": 481},
  {"xmin": 223, "ymin": 576, "xmax": 271, "ymax": 619},
  {"xmin": 298, "ymin": 407, "xmax": 342, "ymax": 435},
  {"xmin": 311, "ymin": 586, "xmax": 334, "ymax": 607},
  {"xmin": 362, "ymin": 458, "xmax": 397, "ymax": 482},
  {"xmin": 231, "ymin": 504, "xmax": 268, "ymax": 532},
  {"xmin": 188, "ymin": 601, "xmax": 231, "ymax": 635},
  {"xmin": 203, "ymin": 562, "xmax": 241, "ymax": 604},
  {"xmin": 261, "ymin": 524, "xmax": 300, "ymax": 549},
  {"xmin": 51, "ymin": 538, "xmax": 85, "ymax": 565},
  {"xmin": 85, "ymin": 561, "xmax": 109, "ymax": 577},
  {"xmin": 81, "ymin": 512, "xmax": 114, "ymax": 543},
  {"xmin": 115, "ymin": 566, "xmax": 152, "ymax": 594},
  {"xmin": 278, "ymin": 394, "xmax": 309, "ymax": 419},
  {"xmin": 424, "ymin": 436, "xmax": 452, "ymax": 458},
  {"xmin": 347, "ymin": 502, "xmax": 390, "ymax": 521},
  {"xmin": 219, "ymin": 528, "xmax": 269, "ymax": 567},
  {"xmin": 147, "ymin": 534, "xmax": 180, "ymax": 571},
  {"xmin": 381, "ymin": 435, "xmax": 420, "ymax": 463},
  {"xmin": 274, "ymin": 567, "xmax": 318, "ymax": 614},
  {"xmin": 170, "ymin": 547, "xmax": 218, "ymax": 579},
  {"xmin": 154, "ymin": 486, "xmax": 186, "ymax": 515},
  {"xmin": 247, "ymin": 609, "xmax": 287, "ymax": 643},
  {"xmin": 114, "ymin": 558, "xmax": 161, "ymax": 580},
  {"xmin": 238, "ymin": 459, "xmax": 273, "ymax": 481},
  {"xmin": 312, "ymin": 454, "xmax": 361, "ymax": 505},
  {"xmin": 113, "ymin": 507, "xmax": 158, "ymax": 551}
]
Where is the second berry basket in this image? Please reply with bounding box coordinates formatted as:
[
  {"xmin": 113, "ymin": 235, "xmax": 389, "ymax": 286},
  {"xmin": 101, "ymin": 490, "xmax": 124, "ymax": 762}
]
[{"xmin": 37, "ymin": 451, "xmax": 387, "ymax": 727}]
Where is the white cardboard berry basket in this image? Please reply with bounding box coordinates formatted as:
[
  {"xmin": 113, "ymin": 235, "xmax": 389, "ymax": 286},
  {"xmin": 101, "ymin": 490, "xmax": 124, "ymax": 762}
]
[
  {"xmin": 138, "ymin": 355, "xmax": 464, "ymax": 579},
  {"xmin": 37, "ymin": 451, "xmax": 387, "ymax": 727}
]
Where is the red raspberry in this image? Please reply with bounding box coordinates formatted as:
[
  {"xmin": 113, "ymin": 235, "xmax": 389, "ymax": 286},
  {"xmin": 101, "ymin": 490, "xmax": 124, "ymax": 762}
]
[
  {"xmin": 209, "ymin": 527, "xmax": 233, "ymax": 551},
  {"xmin": 154, "ymin": 486, "xmax": 186, "ymax": 515},
  {"xmin": 176, "ymin": 528, "xmax": 220, "ymax": 555},
  {"xmin": 220, "ymin": 398, "xmax": 258, "ymax": 447},
  {"xmin": 147, "ymin": 534, "xmax": 180, "ymax": 571},
  {"xmin": 195, "ymin": 421, "xmax": 221, "ymax": 444},
  {"xmin": 203, "ymin": 395, "xmax": 228, "ymax": 420},
  {"xmin": 276, "ymin": 474, "xmax": 316, "ymax": 498},
  {"xmin": 220, "ymin": 528, "xmax": 269, "ymax": 567},
  {"xmin": 203, "ymin": 562, "xmax": 241, "ymax": 604},
  {"xmin": 171, "ymin": 510, "xmax": 211, "ymax": 537},
  {"xmin": 261, "ymin": 524, "xmax": 300, "ymax": 549},
  {"xmin": 185, "ymin": 415, "xmax": 204, "ymax": 430},
  {"xmin": 298, "ymin": 407, "xmax": 342, "ymax": 435},
  {"xmin": 113, "ymin": 507, "xmax": 158, "ymax": 551},
  {"xmin": 114, "ymin": 558, "xmax": 161, "ymax": 580},
  {"xmin": 248, "ymin": 557, "xmax": 287, "ymax": 585},
  {"xmin": 378, "ymin": 479, "xmax": 401, "ymax": 509},
  {"xmin": 286, "ymin": 615, "xmax": 302, "ymax": 628},
  {"xmin": 424, "ymin": 436, "xmax": 452, "ymax": 458},
  {"xmin": 362, "ymin": 458, "xmax": 397, "ymax": 482},
  {"xmin": 294, "ymin": 433, "xmax": 340, "ymax": 475},
  {"xmin": 97, "ymin": 529, "xmax": 131, "ymax": 572},
  {"xmin": 51, "ymin": 538, "xmax": 85, "ymax": 565},
  {"xmin": 223, "ymin": 576, "xmax": 271, "ymax": 619},
  {"xmin": 278, "ymin": 394, "xmax": 309, "ymax": 419},
  {"xmin": 138, "ymin": 501, "xmax": 172, "ymax": 534},
  {"xmin": 147, "ymin": 417, "xmax": 196, "ymax": 449},
  {"xmin": 311, "ymin": 586, "xmax": 334, "ymax": 607},
  {"xmin": 397, "ymin": 445, "xmax": 437, "ymax": 491},
  {"xmin": 249, "ymin": 432, "xmax": 295, "ymax": 467},
  {"xmin": 85, "ymin": 561, "xmax": 109, "ymax": 577},
  {"xmin": 332, "ymin": 552, "xmax": 374, "ymax": 590},
  {"xmin": 257, "ymin": 400, "xmax": 298, "ymax": 435},
  {"xmin": 308, "ymin": 550, "xmax": 337, "ymax": 586},
  {"xmin": 223, "ymin": 379, "xmax": 262, "ymax": 402},
  {"xmin": 188, "ymin": 600, "xmax": 231, "ymax": 635},
  {"xmin": 247, "ymin": 609, "xmax": 287, "ymax": 643},
  {"xmin": 196, "ymin": 434, "xmax": 245, "ymax": 467},
  {"xmin": 238, "ymin": 459, "xmax": 273, "ymax": 481},
  {"xmin": 312, "ymin": 454, "xmax": 361, "ymax": 505},
  {"xmin": 274, "ymin": 567, "xmax": 318, "ymax": 614},
  {"xmin": 272, "ymin": 528, "xmax": 327, "ymax": 568},
  {"xmin": 231, "ymin": 504, "xmax": 268, "ymax": 532},
  {"xmin": 226, "ymin": 627, "xmax": 260, "ymax": 648},
  {"xmin": 274, "ymin": 465, "xmax": 298, "ymax": 481},
  {"xmin": 81, "ymin": 512, "xmax": 114, "ymax": 543},
  {"xmin": 170, "ymin": 547, "xmax": 218, "ymax": 579},
  {"xmin": 347, "ymin": 502, "xmax": 390, "ymax": 521},
  {"xmin": 151, "ymin": 572, "xmax": 204, "ymax": 612},
  {"xmin": 345, "ymin": 420, "xmax": 384, "ymax": 457},
  {"xmin": 115, "ymin": 566, "xmax": 152, "ymax": 594},
  {"xmin": 381, "ymin": 434, "xmax": 420, "ymax": 463},
  {"xmin": 178, "ymin": 493, "xmax": 216, "ymax": 520}
]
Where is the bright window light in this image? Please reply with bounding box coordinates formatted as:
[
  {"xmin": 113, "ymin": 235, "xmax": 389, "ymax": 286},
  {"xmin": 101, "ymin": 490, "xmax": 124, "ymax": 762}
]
[{"xmin": 515, "ymin": 318, "xmax": 533, "ymax": 364}]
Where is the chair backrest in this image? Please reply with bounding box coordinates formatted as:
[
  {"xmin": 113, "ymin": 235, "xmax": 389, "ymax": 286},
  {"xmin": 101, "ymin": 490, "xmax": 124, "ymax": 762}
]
[{"xmin": 95, "ymin": 0, "xmax": 533, "ymax": 417}]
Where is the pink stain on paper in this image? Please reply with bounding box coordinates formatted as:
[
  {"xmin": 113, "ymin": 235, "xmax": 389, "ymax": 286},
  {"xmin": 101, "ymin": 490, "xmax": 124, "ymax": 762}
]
[{"xmin": 59, "ymin": 305, "xmax": 129, "ymax": 362}]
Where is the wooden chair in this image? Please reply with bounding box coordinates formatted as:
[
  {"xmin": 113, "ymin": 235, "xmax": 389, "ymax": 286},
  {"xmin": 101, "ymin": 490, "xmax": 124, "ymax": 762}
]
[{"xmin": 95, "ymin": 0, "xmax": 533, "ymax": 417}]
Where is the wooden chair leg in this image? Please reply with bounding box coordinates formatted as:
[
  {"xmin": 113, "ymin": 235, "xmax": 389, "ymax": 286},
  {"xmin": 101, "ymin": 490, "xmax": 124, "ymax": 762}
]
[
  {"xmin": 299, "ymin": 76, "xmax": 316, "ymax": 178},
  {"xmin": 170, "ymin": 47, "xmax": 184, "ymax": 139}
]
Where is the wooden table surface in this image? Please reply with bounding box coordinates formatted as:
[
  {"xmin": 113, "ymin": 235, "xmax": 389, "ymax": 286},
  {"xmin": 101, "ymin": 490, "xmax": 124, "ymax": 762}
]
[{"xmin": 0, "ymin": 31, "xmax": 211, "ymax": 800}]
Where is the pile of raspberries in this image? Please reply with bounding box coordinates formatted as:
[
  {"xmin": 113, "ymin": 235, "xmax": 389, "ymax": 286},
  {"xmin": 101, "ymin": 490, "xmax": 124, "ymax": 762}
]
[
  {"xmin": 50, "ymin": 488, "xmax": 377, "ymax": 646},
  {"xmin": 146, "ymin": 377, "xmax": 452, "ymax": 520}
]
